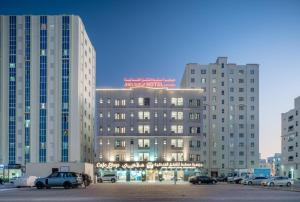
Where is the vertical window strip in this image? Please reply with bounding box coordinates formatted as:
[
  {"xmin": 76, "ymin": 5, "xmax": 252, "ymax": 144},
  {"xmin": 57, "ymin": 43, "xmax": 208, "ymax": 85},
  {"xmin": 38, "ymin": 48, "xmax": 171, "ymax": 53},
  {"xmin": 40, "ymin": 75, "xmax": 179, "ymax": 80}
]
[
  {"xmin": 61, "ymin": 16, "xmax": 70, "ymax": 162},
  {"xmin": 39, "ymin": 16, "xmax": 47, "ymax": 162},
  {"xmin": 24, "ymin": 16, "xmax": 31, "ymax": 163},
  {"xmin": 8, "ymin": 16, "xmax": 17, "ymax": 164}
]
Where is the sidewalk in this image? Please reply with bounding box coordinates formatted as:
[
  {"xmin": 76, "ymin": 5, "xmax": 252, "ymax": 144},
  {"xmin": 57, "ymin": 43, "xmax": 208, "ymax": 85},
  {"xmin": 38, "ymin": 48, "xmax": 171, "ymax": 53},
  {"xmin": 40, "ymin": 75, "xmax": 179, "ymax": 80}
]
[
  {"xmin": 115, "ymin": 181, "xmax": 189, "ymax": 185},
  {"xmin": 0, "ymin": 183, "xmax": 17, "ymax": 189}
]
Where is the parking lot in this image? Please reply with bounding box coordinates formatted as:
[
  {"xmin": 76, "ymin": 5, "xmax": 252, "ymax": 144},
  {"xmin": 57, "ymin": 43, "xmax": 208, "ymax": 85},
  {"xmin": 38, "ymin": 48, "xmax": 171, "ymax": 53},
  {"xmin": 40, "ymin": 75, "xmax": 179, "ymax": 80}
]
[{"xmin": 1, "ymin": 182, "xmax": 300, "ymax": 202}]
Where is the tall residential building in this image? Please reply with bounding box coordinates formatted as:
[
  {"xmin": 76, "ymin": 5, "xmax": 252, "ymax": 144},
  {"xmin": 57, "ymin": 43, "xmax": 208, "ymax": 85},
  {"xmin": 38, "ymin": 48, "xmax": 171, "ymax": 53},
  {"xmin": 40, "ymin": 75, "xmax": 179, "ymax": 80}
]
[
  {"xmin": 180, "ymin": 57, "xmax": 259, "ymax": 176},
  {"xmin": 95, "ymin": 85, "xmax": 204, "ymax": 182},
  {"xmin": 0, "ymin": 15, "xmax": 96, "ymax": 172},
  {"xmin": 281, "ymin": 96, "xmax": 300, "ymax": 179}
]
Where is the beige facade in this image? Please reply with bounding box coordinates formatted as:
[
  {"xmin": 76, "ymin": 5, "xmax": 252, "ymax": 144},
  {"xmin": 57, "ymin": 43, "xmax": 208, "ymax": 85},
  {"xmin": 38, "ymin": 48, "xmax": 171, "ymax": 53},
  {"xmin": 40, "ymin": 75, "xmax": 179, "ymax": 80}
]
[
  {"xmin": 281, "ymin": 97, "xmax": 300, "ymax": 179},
  {"xmin": 180, "ymin": 57, "xmax": 259, "ymax": 176},
  {"xmin": 95, "ymin": 87, "xmax": 204, "ymax": 181}
]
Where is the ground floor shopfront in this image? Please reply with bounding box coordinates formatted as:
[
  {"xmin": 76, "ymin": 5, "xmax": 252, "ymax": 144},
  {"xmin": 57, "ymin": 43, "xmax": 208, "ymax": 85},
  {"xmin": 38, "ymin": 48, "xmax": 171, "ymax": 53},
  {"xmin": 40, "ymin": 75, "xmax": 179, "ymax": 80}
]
[
  {"xmin": 0, "ymin": 164, "xmax": 23, "ymax": 182},
  {"xmin": 96, "ymin": 162, "xmax": 203, "ymax": 182}
]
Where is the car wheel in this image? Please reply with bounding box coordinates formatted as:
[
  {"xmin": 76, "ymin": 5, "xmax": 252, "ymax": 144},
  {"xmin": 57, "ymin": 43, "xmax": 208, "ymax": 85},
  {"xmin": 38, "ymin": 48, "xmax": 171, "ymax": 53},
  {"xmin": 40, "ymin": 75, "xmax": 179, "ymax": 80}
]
[
  {"xmin": 63, "ymin": 181, "xmax": 72, "ymax": 189},
  {"xmin": 111, "ymin": 178, "xmax": 116, "ymax": 183},
  {"xmin": 36, "ymin": 182, "xmax": 44, "ymax": 189},
  {"xmin": 198, "ymin": 181, "xmax": 202, "ymax": 185},
  {"xmin": 248, "ymin": 181, "xmax": 252, "ymax": 185},
  {"xmin": 98, "ymin": 179, "xmax": 103, "ymax": 183},
  {"xmin": 269, "ymin": 182, "xmax": 275, "ymax": 187},
  {"xmin": 287, "ymin": 182, "xmax": 291, "ymax": 187}
]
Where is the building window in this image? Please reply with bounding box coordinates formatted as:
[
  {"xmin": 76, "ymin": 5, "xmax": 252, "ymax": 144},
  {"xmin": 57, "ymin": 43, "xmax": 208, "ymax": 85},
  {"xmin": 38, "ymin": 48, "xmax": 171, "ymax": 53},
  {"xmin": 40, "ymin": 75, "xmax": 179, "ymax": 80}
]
[
  {"xmin": 114, "ymin": 113, "xmax": 126, "ymax": 120},
  {"xmin": 191, "ymin": 69, "xmax": 195, "ymax": 74},
  {"xmin": 138, "ymin": 153, "xmax": 149, "ymax": 161},
  {"xmin": 171, "ymin": 97, "xmax": 183, "ymax": 106},
  {"xmin": 115, "ymin": 127, "xmax": 126, "ymax": 134},
  {"xmin": 189, "ymin": 112, "xmax": 201, "ymax": 120},
  {"xmin": 138, "ymin": 111, "xmax": 150, "ymax": 120},
  {"xmin": 115, "ymin": 140, "xmax": 126, "ymax": 149},
  {"xmin": 171, "ymin": 111, "xmax": 183, "ymax": 120},
  {"xmin": 138, "ymin": 97, "xmax": 150, "ymax": 106},
  {"xmin": 171, "ymin": 125, "xmax": 183, "ymax": 134},
  {"xmin": 138, "ymin": 125, "xmax": 150, "ymax": 134},
  {"xmin": 171, "ymin": 139, "xmax": 183, "ymax": 148},
  {"xmin": 171, "ymin": 153, "xmax": 184, "ymax": 161},
  {"xmin": 138, "ymin": 139, "xmax": 150, "ymax": 148}
]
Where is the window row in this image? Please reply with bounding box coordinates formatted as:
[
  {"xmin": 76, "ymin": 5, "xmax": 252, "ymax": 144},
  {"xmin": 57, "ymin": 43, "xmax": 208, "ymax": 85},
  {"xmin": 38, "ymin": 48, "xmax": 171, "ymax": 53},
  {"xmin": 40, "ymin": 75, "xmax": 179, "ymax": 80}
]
[{"xmin": 99, "ymin": 111, "xmax": 201, "ymax": 121}]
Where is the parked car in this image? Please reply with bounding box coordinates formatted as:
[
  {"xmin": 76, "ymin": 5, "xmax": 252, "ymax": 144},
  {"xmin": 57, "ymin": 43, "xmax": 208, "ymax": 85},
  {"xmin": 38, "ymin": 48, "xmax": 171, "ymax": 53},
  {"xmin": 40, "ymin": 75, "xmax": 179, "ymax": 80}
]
[
  {"xmin": 244, "ymin": 176, "xmax": 268, "ymax": 185},
  {"xmin": 14, "ymin": 176, "xmax": 37, "ymax": 188},
  {"xmin": 216, "ymin": 176, "xmax": 227, "ymax": 182},
  {"xmin": 189, "ymin": 176, "xmax": 217, "ymax": 184},
  {"xmin": 97, "ymin": 174, "xmax": 117, "ymax": 183},
  {"xmin": 261, "ymin": 176, "xmax": 293, "ymax": 187},
  {"xmin": 35, "ymin": 172, "xmax": 83, "ymax": 189},
  {"xmin": 9, "ymin": 177, "xmax": 20, "ymax": 184},
  {"xmin": 227, "ymin": 169, "xmax": 250, "ymax": 184}
]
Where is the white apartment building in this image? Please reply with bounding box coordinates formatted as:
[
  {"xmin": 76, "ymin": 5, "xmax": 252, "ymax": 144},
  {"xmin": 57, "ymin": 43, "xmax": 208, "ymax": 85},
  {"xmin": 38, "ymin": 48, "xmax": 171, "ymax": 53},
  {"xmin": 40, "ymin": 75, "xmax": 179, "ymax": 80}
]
[
  {"xmin": 0, "ymin": 15, "xmax": 95, "ymax": 178},
  {"xmin": 281, "ymin": 96, "xmax": 300, "ymax": 179},
  {"xmin": 95, "ymin": 86, "xmax": 204, "ymax": 182},
  {"xmin": 181, "ymin": 57, "xmax": 259, "ymax": 176}
]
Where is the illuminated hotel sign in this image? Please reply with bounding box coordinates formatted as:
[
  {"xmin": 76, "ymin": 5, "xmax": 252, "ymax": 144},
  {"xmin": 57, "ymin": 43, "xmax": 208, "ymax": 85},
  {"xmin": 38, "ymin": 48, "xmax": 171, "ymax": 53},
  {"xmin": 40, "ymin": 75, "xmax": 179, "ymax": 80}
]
[
  {"xmin": 124, "ymin": 78, "xmax": 176, "ymax": 88},
  {"xmin": 96, "ymin": 162, "xmax": 203, "ymax": 169}
]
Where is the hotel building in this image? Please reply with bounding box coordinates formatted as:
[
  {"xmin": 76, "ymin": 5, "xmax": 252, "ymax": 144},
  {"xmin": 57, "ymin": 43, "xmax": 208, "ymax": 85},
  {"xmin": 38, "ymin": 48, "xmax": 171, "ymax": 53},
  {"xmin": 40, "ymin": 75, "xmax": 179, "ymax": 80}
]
[
  {"xmin": 0, "ymin": 15, "xmax": 95, "ymax": 178},
  {"xmin": 180, "ymin": 57, "xmax": 259, "ymax": 176},
  {"xmin": 281, "ymin": 96, "xmax": 300, "ymax": 179},
  {"xmin": 95, "ymin": 83, "xmax": 204, "ymax": 182}
]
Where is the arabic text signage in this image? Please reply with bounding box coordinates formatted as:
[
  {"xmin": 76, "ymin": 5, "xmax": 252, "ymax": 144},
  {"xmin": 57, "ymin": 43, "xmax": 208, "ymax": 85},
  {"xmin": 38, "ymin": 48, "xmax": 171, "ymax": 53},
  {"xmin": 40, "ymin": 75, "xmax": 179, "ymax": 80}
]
[{"xmin": 96, "ymin": 162, "xmax": 202, "ymax": 169}]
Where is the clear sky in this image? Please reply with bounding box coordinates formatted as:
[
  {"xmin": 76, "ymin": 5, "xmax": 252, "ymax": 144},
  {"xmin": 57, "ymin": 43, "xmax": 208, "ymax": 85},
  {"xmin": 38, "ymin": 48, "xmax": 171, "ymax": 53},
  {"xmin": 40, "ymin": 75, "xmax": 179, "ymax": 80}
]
[{"xmin": 1, "ymin": 0, "xmax": 300, "ymax": 158}]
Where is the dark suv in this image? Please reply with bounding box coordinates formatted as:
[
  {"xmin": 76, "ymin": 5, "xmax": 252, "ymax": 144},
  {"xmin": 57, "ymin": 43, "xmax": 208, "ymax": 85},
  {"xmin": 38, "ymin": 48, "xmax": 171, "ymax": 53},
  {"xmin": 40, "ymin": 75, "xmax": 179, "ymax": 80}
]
[
  {"xmin": 189, "ymin": 176, "xmax": 217, "ymax": 184},
  {"xmin": 35, "ymin": 172, "xmax": 83, "ymax": 189}
]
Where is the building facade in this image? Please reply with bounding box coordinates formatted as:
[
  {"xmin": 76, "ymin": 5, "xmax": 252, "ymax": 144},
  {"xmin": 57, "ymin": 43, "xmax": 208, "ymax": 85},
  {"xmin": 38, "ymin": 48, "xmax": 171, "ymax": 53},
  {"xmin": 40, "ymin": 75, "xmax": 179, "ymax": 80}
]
[
  {"xmin": 281, "ymin": 96, "xmax": 300, "ymax": 179},
  {"xmin": 95, "ymin": 87, "xmax": 204, "ymax": 182},
  {"xmin": 259, "ymin": 153, "xmax": 281, "ymax": 176},
  {"xmin": 0, "ymin": 15, "xmax": 96, "ymax": 178},
  {"xmin": 180, "ymin": 57, "xmax": 259, "ymax": 176}
]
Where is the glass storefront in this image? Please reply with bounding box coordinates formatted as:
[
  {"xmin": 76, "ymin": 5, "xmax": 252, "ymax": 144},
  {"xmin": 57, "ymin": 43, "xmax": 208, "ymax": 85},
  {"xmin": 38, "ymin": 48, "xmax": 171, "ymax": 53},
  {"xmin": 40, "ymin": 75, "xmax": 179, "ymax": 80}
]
[
  {"xmin": 97, "ymin": 168, "xmax": 202, "ymax": 182},
  {"xmin": 96, "ymin": 162, "xmax": 203, "ymax": 182},
  {"xmin": 0, "ymin": 165, "xmax": 23, "ymax": 182}
]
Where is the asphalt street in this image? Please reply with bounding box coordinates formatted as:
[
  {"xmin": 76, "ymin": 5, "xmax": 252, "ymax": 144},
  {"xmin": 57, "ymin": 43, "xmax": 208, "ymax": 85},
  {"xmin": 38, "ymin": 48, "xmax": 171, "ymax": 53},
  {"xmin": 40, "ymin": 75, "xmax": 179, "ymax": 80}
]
[{"xmin": 1, "ymin": 183, "xmax": 300, "ymax": 202}]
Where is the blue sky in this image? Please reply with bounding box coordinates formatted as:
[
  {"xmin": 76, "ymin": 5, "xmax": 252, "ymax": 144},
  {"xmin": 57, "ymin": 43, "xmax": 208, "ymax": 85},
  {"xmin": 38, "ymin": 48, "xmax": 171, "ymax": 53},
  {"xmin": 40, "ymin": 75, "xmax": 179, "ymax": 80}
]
[{"xmin": 1, "ymin": 0, "xmax": 300, "ymax": 158}]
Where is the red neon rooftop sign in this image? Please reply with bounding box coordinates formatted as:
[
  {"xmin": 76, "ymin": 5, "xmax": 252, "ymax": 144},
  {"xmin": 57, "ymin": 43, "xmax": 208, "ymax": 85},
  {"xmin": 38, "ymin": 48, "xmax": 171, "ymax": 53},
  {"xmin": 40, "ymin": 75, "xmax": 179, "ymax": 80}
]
[{"xmin": 124, "ymin": 78, "xmax": 176, "ymax": 88}]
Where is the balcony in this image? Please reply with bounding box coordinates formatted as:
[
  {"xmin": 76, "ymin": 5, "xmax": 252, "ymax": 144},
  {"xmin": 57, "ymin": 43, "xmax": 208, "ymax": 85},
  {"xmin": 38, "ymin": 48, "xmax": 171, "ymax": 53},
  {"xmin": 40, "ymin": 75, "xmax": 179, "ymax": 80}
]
[
  {"xmin": 288, "ymin": 156, "xmax": 294, "ymax": 161},
  {"xmin": 288, "ymin": 116, "xmax": 294, "ymax": 122},
  {"xmin": 288, "ymin": 126, "xmax": 294, "ymax": 132}
]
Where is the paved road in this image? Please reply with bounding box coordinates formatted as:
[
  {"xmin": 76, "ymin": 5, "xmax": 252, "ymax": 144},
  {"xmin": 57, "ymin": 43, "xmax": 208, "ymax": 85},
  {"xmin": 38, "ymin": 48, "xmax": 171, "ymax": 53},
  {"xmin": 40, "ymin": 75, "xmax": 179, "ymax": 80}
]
[{"xmin": 1, "ymin": 183, "xmax": 300, "ymax": 202}]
